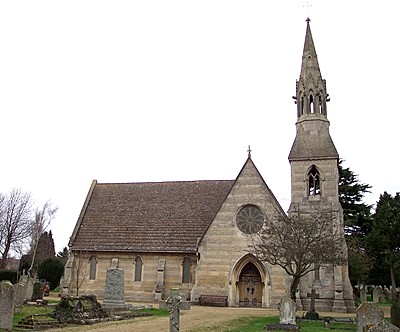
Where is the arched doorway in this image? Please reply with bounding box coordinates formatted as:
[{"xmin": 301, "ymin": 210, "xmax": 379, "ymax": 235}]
[{"xmin": 238, "ymin": 262, "xmax": 263, "ymax": 307}]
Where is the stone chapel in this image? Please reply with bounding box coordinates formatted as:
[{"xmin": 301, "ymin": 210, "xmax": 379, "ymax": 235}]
[{"xmin": 65, "ymin": 19, "xmax": 355, "ymax": 312}]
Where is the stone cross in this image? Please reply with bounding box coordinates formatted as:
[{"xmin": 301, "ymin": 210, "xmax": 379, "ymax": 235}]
[
  {"xmin": 356, "ymin": 301, "xmax": 384, "ymax": 332},
  {"xmin": 166, "ymin": 288, "xmax": 182, "ymax": 332},
  {"xmin": 0, "ymin": 280, "xmax": 15, "ymax": 331},
  {"xmin": 309, "ymin": 289, "xmax": 318, "ymax": 312}
]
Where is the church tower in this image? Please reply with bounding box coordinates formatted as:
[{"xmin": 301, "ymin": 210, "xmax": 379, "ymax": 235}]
[{"xmin": 288, "ymin": 19, "xmax": 355, "ymax": 313}]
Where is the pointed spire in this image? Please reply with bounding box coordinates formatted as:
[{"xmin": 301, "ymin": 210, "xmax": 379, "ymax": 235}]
[
  {"xmin": 289, "ymin": 18, "xmax": 338, "ymax": 161},
  {"xmin": 294, "ymin": 18, "xmax": 329, "ymax": 119},
  {"xmin": 300, "ymin": 18, "xmax": 321, "ymax": 81}
]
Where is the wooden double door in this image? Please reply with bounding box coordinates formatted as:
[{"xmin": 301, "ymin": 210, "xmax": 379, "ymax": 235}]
[{"xmin": 238, "ymin": 262, "xmax": 263, "ymax": 307}]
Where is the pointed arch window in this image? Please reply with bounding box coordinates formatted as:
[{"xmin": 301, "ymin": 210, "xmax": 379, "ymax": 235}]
[
  {"xmin": 182, "ymin": 257, "xmax": 191, "ymax": 284},
  {"xmin": 134, "ymin": 256, "xmax": 143, "ymax": 282},
  {"xmin": 89, "ymin": 256, "xmax": 97, "ymax": 280},
  {"xmin": 309, "ymin": 94, "xmax": 314, "ymax": 113},
  {"xmin": 318, "ymin": 95, "xmax": 323, "ymax": 114},
  {"xmin": 307, "ymin": 165, "xmax": 321, "ymax": 196}
]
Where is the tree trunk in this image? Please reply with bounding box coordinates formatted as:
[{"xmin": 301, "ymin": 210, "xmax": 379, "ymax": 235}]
[
  {"xmin": 290, "ymin": 275, "xmax": 301, "ymax": 301},
  {"xmin": 390, "ymin": 265, "xmax": 400, "ymax": 327}
]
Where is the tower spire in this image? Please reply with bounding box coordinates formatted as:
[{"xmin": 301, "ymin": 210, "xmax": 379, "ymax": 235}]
[
  {"xmin": 289, "ymin": 19, "xmax": 338, "ymax": 161},
  {"xmin": 294, "ymin": 19, "xmax": 329, "ymax": 119}
]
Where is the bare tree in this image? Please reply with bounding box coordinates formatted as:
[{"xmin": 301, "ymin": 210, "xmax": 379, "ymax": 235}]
[
  {"xmin": 70, "ymin": 251, "xmax": 89, "ymax": 296},
  {"xmin": 0, "ymin": 189, "xmax": 33, "ymax": 269},
  {"xmin": 251, "ymin": 206, "xmax": 347, "ymax": 300},
  {"xmin": 27, "ymin": 201, "xmax": 58, "ymax": 276}
]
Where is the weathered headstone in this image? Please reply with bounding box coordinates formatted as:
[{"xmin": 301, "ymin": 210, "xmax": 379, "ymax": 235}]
[
  {"xmin": 368, "ymin": 319, "xmax": 400, "ymax": 331},
  {"xmin": 0, "ymin": 280, "xmax": 15, "ymax": 331},
  {"xmin": 166, "ymin": 288, "xmax": 182, "ymax": 332},
  {"xmin": 356, "ymin": 302, "xmax": 384, "ymax": 332},
  {"xmin": 373, "ymin": 287, "xmax": 382, "ymax": 303},
  {"xmin": 360, "ymin": 289, "xmax": 367, "ymax": 302},
  {"xmin": 25, "ymin": 277, "xmax": 34, "ymax": 301},
  {"xmin": 31, "ymin": 281, "xmax": 45, "ymax": 301},
  {"xmin": 279, "ymin": 296, "xmax": 297, "ymax": 325},
  {"xmin": 13, "ymin": 283, "xmax": 26, "ymax": 313},
  {"xmin": 103, "ymin": 266, "xmax": 125, "ymax": 307}
]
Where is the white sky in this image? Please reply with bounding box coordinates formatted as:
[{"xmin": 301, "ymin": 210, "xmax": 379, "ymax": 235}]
[{"xmin": 1, "ymin": 1, "xmax": 399, "ymax": 254}]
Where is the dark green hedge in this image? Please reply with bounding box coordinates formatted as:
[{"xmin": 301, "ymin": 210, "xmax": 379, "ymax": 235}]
[{"xmin": 0, "ymin": 269, "xmax": 18, "ymax": 284}]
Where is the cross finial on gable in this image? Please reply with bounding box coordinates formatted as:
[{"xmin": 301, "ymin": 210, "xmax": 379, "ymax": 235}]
[{"xmin": 247, "ymin": 145, "xmax": 252, "ymax": 158}]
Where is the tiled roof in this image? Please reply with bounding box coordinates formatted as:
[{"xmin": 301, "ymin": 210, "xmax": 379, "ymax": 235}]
[{"xmin": 70, "ymin": 180, "xmax": 234, "ymax": 253}]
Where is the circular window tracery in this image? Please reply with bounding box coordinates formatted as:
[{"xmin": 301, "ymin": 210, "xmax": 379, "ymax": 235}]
[{"xmin": 236, "ymin": 205, "xmax": 264, "ymax": 234}]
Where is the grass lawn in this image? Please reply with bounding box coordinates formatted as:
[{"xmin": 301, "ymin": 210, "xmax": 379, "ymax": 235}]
[
  {"xmin": 188, "ymin": 316, "xmax": 356, "ymax": 332},
  {"xmin": 12, "ymin": 304, "xmax": 169, "ymax": 331}
]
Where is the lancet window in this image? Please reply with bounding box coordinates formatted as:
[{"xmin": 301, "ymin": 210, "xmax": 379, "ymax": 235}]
[
  {"xmin": 89, "ymin": 255, "xmax": 97, "ymax": 280},
  {"xmin": 134, "ymin": 256, "xmax": 143, "ymax": 282},
  {"xmin": 307, "ymin": 165, "xmax": 321, "ymax": 196},
  {"xmin": 182, "ymin": 257, "xmax": 191, "ymax": 284}
]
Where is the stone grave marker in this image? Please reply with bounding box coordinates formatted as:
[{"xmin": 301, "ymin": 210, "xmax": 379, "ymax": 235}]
[
  {"xmin": 368, "ymin": 319, "xmax": 400, "ymax": 331},
  {"xmin": 265, "ymin": 296, "xmax": 299, "ymax": 331},
  {"xmin": 13, "ymin": 283, "xmax": 26, "ymax": 313},
  {"xmin": 25, "ymin": 277, "xmax": 34, "ymax": 302},
  {"xmin": 103, "ymin": 265, "xmax": 125, "ymax": 308},
  {"xmin": 0, "ymin": 280, "xmax": 15, "ymax": 331},
  {"xmin": 373, "ymin": 287, "xmax": 382, "ymax": 303},
  {"xmin": 356, "ymin": 301, "xmax": 384, "ymax": 332},
  {"xmin": 166, "ymin": 288, "xmax": 182, "ymax": 332},
  {"xmin": 31, "ymin": 281, "xmax": 45, "ymax": 302},
  {"xmin": 279, "ymin": 295, "xmax": 296, "ymax": 325},
  {"xmin": 360, "ymin": 289, "xmax": 367, "ymax": 302}
]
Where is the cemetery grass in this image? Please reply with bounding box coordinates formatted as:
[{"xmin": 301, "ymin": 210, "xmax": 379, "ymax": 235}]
[
  {"xmin": 188, "ymin": 316, "xmax": 357, "ymax": 332},
  {"xmin": 12, "ymin": 305, "xmax": 168, "ymax": 330},
  {"xmin": 13, "ymin": 305, "xmax": 56, "ymax": 328}
]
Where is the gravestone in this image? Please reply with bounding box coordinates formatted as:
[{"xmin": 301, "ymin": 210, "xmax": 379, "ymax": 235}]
[
  {"xmin": 166, "ymin": 288, "xmax": 182, "ymax": 332},
  {"xmin": 31, "ymin": 281, "xmax": 45, "ymax": 301},
  {"xmin": 356, "ymin": 302, "xmax": 384, "ymax": 332},
  {"xmin": 360, "ymin": 289, "xmax": 367, "ymax": 302},
  {"xmin": 13, "ymin": 283, "xmax": 26, "ymax": 313},
  {"xmin": 373, "ymin": 287, "xmax": 382, "ymax": 303},
  {"xmin": 0, "ymin": 280, "xmax": 15, "ymax": 331},
  {"xmin": 25, "ymin": 277, "xmax": 34, "ymax": 301},
  {"xmin": 368, "ymin": 319, "xmax": 400, "ymax": 331},
  {"xmin": 278, "ymin": 296, "xmax": 296, "ymax": 324},
  {"xmin": 103, "ymin": 266, "xmax": 125, "ymax": 307}
]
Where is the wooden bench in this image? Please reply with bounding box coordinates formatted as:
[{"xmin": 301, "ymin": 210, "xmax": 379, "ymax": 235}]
[{"xmin": 199, "ymin": 295, "xmax": 228, "ymax": 307}]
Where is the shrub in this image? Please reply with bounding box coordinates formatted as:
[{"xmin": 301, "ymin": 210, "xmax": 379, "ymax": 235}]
[
  {"xmin": 0, "ymin": 269, "xmax": 18, "ymax": 284},
  {"xmin": 37, "ymin": 258, "xmax": 64, "ymax": 290}
]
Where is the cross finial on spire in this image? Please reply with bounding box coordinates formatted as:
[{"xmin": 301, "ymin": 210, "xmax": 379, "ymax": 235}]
[{"xmin": 247, "ymin": 145, "xmax": 252, "ymax": 158}]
